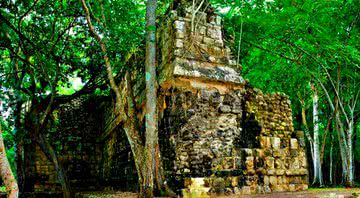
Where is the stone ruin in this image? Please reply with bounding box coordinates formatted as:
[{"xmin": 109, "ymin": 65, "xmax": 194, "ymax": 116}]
[
  {"xmin": 156, "ymin": 1, "xmax": 308, "ymax": 196},
  {"xmin": 24, "ymin": 0, "xmax": 308, "ymax": 196}
]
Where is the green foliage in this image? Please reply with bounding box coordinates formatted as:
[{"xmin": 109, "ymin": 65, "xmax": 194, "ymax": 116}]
[
  {"xmin": 211, "ymin": 0, "xmax": 360, "ymax": 185},
  {"xmin": 0, "ymin": 186, "xmax": 5, "ymax": 192}
]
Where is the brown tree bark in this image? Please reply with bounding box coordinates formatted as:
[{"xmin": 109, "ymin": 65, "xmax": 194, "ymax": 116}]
[
  {"xmin": 25, "ymin": 99, "xmax": 71, "ymax": 198},
  {"xmin": 14, "ymin": 101, "xmax": 25, "ymax": 193},
  {"xmin": 320, "ymin": 112, "xmax": 333, "ymax": 165},
  {"xmin": 35, "ymin": 133, "xmax": 71, "ymax": 198},
  {"xmin": 0, "ymin": 116, "xmax": 19, "ymax": 198}
]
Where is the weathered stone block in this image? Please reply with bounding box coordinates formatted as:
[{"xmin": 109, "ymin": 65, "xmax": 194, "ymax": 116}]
[
  {"xmin": 289, "ymin": 157, "xmax": 300, "ymax": 169},
  {"xmin": 269, "ymin": 176, "xmax": 277, "ymax": 186},
  {"xmin": 198, "ymin": 26, "xmax": 206, "ymax": 34},
  {"xmin": 219, "ymin": 105, "xmax": 231, "ymax": 113},
  {"xmin": 273, "ymin": 149, "xmax": 286, "ymax": 158},
  {"xmin": 271, "ymin": 137, "xmax": 281, "ymax": 149},
  {"xmin": 276, "ymin": 169, "xmax": 285, "ymax": 175},
  {"xmin": 215, "ymin": 40, "xmax": 223, "ymax": 47},
  {"xmin": 245, "ymin": 157, "xmax": 255, "ymax": 170},
  {"xmin": 264, "ymin": 175, "xmax": 269, "ymax": 185},
  {"xmin": 241, "ymin": 186, "xmax": 251, "ymax": 195},
  {"xmin": 174, "ymin": 20, "xmax": 185, "ymax": 31},
  {"xmin": 290, "ymin": 138, "xmax": 299, "ymax": 149},
  {"xmin": 275, "ymin": 159, "xmax": 286, "ymax": 169},
  {"xmin": 267, "ymin": 169, "xmax": 276, "ymax": 175},
  {"xmin": 260, "ymin": 136, "xmax": 271, "ymax": 149},
  {"xmin": 265, "ymin": 157, "xmax": 274, "ymax": 169},
  {"xmin": 176, "ymin": 32, "xmax": 185, "ymax": 39},
  {"xmin": 203, "ymin": 37, "xmax": 215, "ymax": 45}
]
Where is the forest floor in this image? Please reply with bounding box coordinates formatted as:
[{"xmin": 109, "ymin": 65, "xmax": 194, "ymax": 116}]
[
  {"xmin": 240, "ymin": 188, "xmax": 360, "ymax": 198},
  {"xmin": 0, "ymin": 187, "xmax": 358, "ymax": 197},
  {"xmin": 76, "ymin": 188, "xmax": 360, "ymax": 198}
]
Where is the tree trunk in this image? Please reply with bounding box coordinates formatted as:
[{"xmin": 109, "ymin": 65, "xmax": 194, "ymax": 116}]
[
  {"xmin": 345, "ymin": 122, "xmax": 354, "ymax": 187},
  {"xmin": 14, "ymin": 101, "xmax": 25, "ymax": 193},
  {"xmin": 335, "ymin": 115, "xmax": 349, "ymax": 185},
  {"xmin": 320, "ymin": 112, "xmax": 333, "ymax": 165},
  {"xmin": 329, "ymin": 132, "xmax": 333, "ymax": 185},
  {"xmin": 81, "ymin": 1, "xmax": 174, "ymax": 195},
  {"xmin": 0, "ymin": 118, "xmax": 19, "ymax": 198},
  {"xmin": 312, "ymin": 85, "xmax": 323, "ymax": 186},
  {"xmin": 35, "ymin": 133, "xmax": 71, "ymax": 198},
  {"xmin": 300, "ymin": 103, "xmax": 314, "ymax": 160},
  {"xmin": 15, "ymin": 141, "xmax": 24, "ymax": 193},
  {"xmin": 333, "ymin": 93, "xmax": 353, "ymax": 187},
  {"xmin": 143, "ymin": 0, "xmax": 158, "ymax": 196},
  {"xmin": 25, "ymin": 101, "xmax": 72, "ymax": 198}
]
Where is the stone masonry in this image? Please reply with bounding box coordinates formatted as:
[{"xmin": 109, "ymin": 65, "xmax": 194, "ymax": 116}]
[{"xmin": 157, "ymin": 1, "xmax": 308, "ymax": 196}]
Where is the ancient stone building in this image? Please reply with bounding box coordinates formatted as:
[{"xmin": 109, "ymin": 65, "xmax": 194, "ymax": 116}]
[
  {"xmin": 156, "ymin": 1, "xmax": 308, "ymax": 196},
  {"xmin": 25, "ymin": 0, "xmax": 308, "ymax": 196}
]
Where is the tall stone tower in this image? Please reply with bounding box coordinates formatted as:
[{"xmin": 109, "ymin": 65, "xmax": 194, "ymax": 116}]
[{"xmin": 157, "ymin": 1, "xmax": 309, "ymax": 196}]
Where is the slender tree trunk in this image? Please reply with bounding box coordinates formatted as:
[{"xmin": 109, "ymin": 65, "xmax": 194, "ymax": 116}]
[
  {"xmin": 81, "ymin": 1, "xmax": 174, "ymax": 196},
  {"xmin": 346, "ymin": 107, "xmax": 355, "ymax": 186},
  {"xmin": 312, "ymin": 85, "xmax": 323, "ymax": 186},
  {"xmin": 144, "ymin": 1, "xmax": 175, "ymax": 196},
  {"xmin": 0, "ymin": 117, "xmax": 19, "ymax": 198},
  {"xmin": 143, "ymin": 0, "xmax": 158, "ymax": 196},
  {"xmin": 332, "ymin": 82, "xmax": 353, "ymax": 186},
  {"xmin": 329, "ymin": 132, "xmax": 334, "ymax": 185},
  {"xmin": 320, "ymin": 112, "xmax": 333, "ymax": 165},
  {"xmin": 300, "ymin": 105, "xmax": 314, "ymax": 158},
  {"xmin": 35, "ymin": 132, "xmax": 71, "ymax": 198},
  {"xmin": 300, "ymin": 103, "xmax": 317, "ymax": 179},
  {"xmin": 15, "ymin": 141, "xmax": 24, "ymax": 193},
  {"xmin": 26, "ymin": 100, "xmax": 71, "ymax": 198},
  {"xmin": 14, "ymin": 101, "xmax": 25, "ymax": 194},
  {"xmin": 335, "ymin": 116, "xmax": 349, "ymax": 185},
  {"xmin": 346, "ymin": 122, "xmax": 354, "ymax": 187}
]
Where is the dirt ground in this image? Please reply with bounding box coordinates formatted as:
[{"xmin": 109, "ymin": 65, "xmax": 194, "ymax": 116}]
[
  {"xmin": 76, "ymin": 188, "xmax": 360, "ymax": 198},
  {"xmin": 241, "ymin": 188, "xmax": 360, "ymax": 198}
]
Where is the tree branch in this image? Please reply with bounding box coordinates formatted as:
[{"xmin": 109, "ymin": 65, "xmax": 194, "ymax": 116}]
[{"xmin": 80, "ymin": 0, "xmax": 123, "ymax": 109}]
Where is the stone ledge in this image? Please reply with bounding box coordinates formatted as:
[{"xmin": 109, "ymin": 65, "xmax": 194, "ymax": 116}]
[{"xmin": 173, "ymin": 58, "xmax": 245, "ymax": 84}]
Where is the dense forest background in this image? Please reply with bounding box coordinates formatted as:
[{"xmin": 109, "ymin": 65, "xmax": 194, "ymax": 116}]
[{"xmin": 0, "ymin": 0, "xmax": 359, "ymax": 196}]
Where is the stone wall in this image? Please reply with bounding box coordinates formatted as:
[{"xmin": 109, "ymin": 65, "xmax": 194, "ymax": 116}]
[
  {"xmin": 100, "ymin": 114, "xmax": 138, "ymax": 191},
  {"xmin": 28, "ymin": 96, "xmax": 139, "ymax": 192},
  {"xmin": 235, "ymin": 87, "xmax": 308, "ymax": 194},
  {"xmin": 27, "ymin": 96, "xmax": 104, "ymax": 192},
  {"xmin": 158, "ymin": 85, "xmax": 308, "ymax": 195}
]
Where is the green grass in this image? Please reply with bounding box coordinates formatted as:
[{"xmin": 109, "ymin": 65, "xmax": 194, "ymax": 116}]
[{"xmin": 308, "ymin": 187, "xmax": 360, "ymax": 192}]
